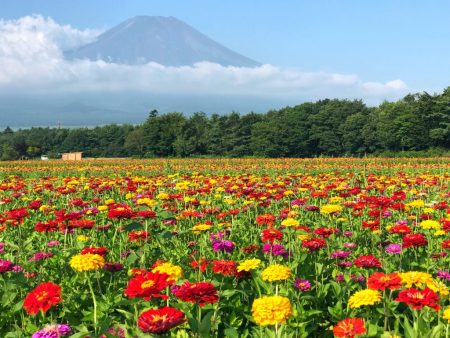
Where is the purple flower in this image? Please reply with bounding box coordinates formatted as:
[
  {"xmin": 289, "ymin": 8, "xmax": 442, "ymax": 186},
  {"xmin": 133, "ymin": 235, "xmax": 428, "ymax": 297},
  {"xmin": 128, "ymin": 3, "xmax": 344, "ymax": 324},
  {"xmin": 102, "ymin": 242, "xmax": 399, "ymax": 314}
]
[
  {"xmin": 437, "ymin": 270, "xmax": 450, "ymax": 281},
  {"xmin": 262, "ymin": 243, "xmax": 289, "ymax": 258},
  {"xmin": 382, "ymin": 210, "xmax": 393, "ymax": 217},
  {"xmin": 104, "ymin": 262, "xmax": 124, "ymax": 273},
  {"xmin": 343, "ymin": 231, "xmax": 353, "ymax": 237},
  {"xmin": 294, "ymin": 278, "xmax": 311, "ymax": 292},
  {"xmin": 396, "ymin": 219, "xmax": 407, "ymax": 225},
  {"xmin": 32, "ymin": 324, "xmax": 71, "ymax": 338},
  {"xmin": 0, "ymin": 260, "xmax": 13, "ymax": 273},
  {"xmin": 211, "ymin": 240, "xmax": 234, "ymax": 253},
  {"xmin": 0, "ymin": 242, "xmax": 4, "ymax": 253},
  {"xmin": 386, "ymin": 243, "xmax": 402, "ymax": 254},
  {"xmin": 330, "ymin": 250, "xmax": 351, "ymax": 259}
]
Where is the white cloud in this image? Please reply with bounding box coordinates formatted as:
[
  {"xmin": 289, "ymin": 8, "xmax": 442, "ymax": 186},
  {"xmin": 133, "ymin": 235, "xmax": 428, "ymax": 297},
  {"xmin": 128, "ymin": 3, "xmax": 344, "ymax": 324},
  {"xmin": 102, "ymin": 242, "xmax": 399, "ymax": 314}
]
[{"xmin": 0, "ymin": 15, "xmax": 409, "ymax": 102}]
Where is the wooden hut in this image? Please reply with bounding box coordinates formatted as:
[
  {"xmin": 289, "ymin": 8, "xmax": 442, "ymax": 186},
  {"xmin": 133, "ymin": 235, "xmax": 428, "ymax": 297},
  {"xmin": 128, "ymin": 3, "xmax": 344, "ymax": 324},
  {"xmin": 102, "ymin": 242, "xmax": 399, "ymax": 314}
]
[{"xmin": 61, "ymin": 152, "xmax": 82, "ymax": 161}]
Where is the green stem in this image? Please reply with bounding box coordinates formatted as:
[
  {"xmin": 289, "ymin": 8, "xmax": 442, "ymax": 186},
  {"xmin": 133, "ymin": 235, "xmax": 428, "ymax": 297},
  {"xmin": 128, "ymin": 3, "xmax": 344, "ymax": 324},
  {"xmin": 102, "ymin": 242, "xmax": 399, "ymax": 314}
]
[{"xmin": 86, "ymin": 274, "xmax": 98, "ymax": 334}]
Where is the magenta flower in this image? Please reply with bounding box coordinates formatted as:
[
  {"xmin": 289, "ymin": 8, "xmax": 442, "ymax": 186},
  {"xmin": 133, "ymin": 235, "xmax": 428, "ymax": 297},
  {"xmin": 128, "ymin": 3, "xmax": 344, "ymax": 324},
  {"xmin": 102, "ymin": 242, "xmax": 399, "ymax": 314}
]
[
  {"xmin": 294, "ymin": 278, "xmax": 311, "ymax": 292},
  {"xmin": 0, "ymin": 260, "xmax": 13, "ymax": 273},
  {"xmin": 211, "ymin": 240, "xmax": 234, "ymax": 253},
  {"xmin": 32, "ymin": 324, "xmax": 71, "ymax": 338},
  {"xmin": 386, "ymin": 243, "xmax": 402, "ymax": 254}
]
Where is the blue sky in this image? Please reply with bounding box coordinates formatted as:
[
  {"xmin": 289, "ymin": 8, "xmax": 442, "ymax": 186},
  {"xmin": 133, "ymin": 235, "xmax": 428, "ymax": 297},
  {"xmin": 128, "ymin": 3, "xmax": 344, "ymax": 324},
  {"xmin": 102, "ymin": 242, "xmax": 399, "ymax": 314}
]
[{"xmin": 3, "ymin": 0, "xmax": 450, "ymax": 92}]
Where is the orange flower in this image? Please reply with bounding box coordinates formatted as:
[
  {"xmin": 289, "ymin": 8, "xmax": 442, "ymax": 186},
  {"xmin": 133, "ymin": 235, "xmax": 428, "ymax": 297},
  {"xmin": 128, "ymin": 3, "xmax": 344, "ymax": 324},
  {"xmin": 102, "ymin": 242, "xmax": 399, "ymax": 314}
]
[{"xmin": 333, "ymin": 318, "xmax": 366, "ymax": 338}]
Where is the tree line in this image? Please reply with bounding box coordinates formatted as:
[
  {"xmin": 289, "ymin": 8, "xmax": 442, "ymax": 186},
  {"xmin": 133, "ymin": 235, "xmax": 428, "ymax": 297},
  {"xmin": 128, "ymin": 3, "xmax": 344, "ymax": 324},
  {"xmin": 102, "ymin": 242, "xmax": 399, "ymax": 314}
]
[{"xmin": 1, "ymin": 88, "xmax": 449, "ymax": 160}]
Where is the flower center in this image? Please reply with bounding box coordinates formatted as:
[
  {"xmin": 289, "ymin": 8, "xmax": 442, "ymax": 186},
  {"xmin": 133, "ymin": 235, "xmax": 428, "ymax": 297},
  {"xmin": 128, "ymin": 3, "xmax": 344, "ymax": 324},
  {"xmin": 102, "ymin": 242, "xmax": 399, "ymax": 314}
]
[
  {"xmin": 36, "ymin": 291, "xmax": 48, "ymax": 301},
  {"xmin": 141, "ymin": 280, "xmax": 155, "ymax": 289}
]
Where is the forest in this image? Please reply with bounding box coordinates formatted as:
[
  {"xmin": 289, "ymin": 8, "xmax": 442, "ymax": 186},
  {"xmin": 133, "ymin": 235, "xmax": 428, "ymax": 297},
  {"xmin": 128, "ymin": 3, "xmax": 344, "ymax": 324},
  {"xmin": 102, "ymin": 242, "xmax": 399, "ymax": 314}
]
[{"xmin": 1, "ymin": 88, "xmax": 449, "ymax": 160}]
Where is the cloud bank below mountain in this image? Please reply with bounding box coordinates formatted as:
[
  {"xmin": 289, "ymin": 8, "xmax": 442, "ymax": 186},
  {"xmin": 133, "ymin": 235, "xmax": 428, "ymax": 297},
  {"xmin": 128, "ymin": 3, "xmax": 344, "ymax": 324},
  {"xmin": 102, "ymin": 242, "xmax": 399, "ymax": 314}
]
[{"xmin": 0, "ymin": 15, "xmax": 408, "ymax": 103}]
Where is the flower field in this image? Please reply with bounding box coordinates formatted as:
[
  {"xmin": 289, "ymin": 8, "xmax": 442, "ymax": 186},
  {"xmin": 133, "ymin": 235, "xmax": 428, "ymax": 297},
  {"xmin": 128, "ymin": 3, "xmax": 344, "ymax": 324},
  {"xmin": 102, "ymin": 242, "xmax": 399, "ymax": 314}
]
[{"xmin": 0, "ymin": 157, "xmax": 449, "ymax": 337}]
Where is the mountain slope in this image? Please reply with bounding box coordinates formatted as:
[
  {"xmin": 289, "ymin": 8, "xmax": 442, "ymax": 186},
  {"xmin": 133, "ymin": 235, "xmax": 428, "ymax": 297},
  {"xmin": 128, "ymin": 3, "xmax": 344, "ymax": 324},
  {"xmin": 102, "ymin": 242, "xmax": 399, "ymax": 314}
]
[{"xmin": 64, "ymin": 16, "xmax": 260, "ymax": 67}]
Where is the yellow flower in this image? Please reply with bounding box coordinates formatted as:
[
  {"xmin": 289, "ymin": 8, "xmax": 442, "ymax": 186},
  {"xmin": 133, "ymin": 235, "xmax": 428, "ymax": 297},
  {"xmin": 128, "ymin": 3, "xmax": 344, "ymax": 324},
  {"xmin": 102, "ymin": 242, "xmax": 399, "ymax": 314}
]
[
  {"xmin": 348, "ymin": 289, "xmax": 381, "ymax": 309},
  {"xmin": 156, "ymin": 192, "xmax": 170, "ymax": 200},
  {"xmin": 399, "ymin": 271, "xmax": 434, "ymax": 289},
  {"xmin": 281, "ymin": 218, "xmax": 299, "ymax": 227},
  {"xmin": 406, "ymin": 199, "xmax": 424, "ymax": 208},
  {"xmin": 443, "ymin": 307, "xmax": 450, "ymax": 321},
  {"xmin": 423, "ymin": 207, "xmax": 434, "ymax": 214},
  {"xmin": 434, "ymin": 230, "xmax": 446, "ymax": 236},
  {"xmin": 298, "ymin": 234, "xmax": 311, "ymax": 241},
  {"xmin": 192, "ymin": 223, "xmax": 212, "ymax": 234},
  {"xmin": 104, "ymin": 199, "xmax": 115, "ymax": 205},
  {"xmin": 152, "ymin": 262, "xmax": 183, "ymax": 282},
  {"xmin": 420, "ymin": 220, "xmax": 440, "ymax": 230},
  {"xmin": 77, "ymin": 235, "xmax": 89, "ymax": 242},
  {"xmin": 237, "ymin": 259, "xmax": 261, "ymax": 272},
  {"xmin": 261, "ymin": 265, "xmax": 292, "ymax": 282},
  {"xmin": 70, "ymin": 254, "xmax": 105, "ymax": 272},
  {"xmin": 252, "ymin": 296, "xmax": 292, "ymax": 326},
  {"xmin": 320, "ymin": 204, "xmax": 343, "ymax": 215}
]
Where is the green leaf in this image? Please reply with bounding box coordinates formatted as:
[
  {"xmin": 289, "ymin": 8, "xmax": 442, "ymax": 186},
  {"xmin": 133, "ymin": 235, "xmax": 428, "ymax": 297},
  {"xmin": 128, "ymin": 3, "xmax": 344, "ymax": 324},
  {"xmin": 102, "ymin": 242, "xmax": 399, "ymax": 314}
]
[
  {"xmin": 198, "ymin": 310, "xmax": 214, "ymax": 334},
  {"xmin": 224, "ymin": 327, "xmax": 239, "ymax": 338}
]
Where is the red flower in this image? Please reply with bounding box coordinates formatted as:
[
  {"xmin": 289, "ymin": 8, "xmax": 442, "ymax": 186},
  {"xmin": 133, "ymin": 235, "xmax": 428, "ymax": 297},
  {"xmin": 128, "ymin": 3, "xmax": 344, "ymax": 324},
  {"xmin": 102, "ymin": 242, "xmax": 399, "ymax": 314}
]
[
  {"xmin": 108, "ymin": 205, "xmax": 135, "ymax": 219},
  {"xmin": 333, "ymin": 317, "xmax": 366, "ymax": 338},
  {"xmin": 442, "ymin": 240, "xmax": 450, "ymax": 250},
  {"xmin": 354, "ymin": 255, "xmax": 382, "ymax": 268},
  {"xmin": 138, "ymin": 307, "xmax": 186, "ymax": 334},
  {"xmin": 396, "ymin": 287, "xmax": 440, "ymax": 311},
  {"xmin": 302, "ymin": 238, "xmax": 327, "ymax": 252},
  {"xmin": 34, "ymin": 220, "xmax": 59, "ymax": 232},
  {"xmin": 190, "ymin": 258, "xmax": 209, "ymax": 272},
  {"xmin": 136, "ymin": 210, "xmax": 157, "ymax": 219},
  {"xmin": 212, "ymin": 260, "xmax": 237, "ymax": 276},
  {"xmin": 172, "ymin": 281, "xmax": 218, "ymax": 307},
  {"xmin": 261, "ymin": 228, "xmax": 283, "ymax": 243},
  {"xmin": 313, "ymin": 227, "xmax": 334, "ymax": 238},
  {"xmin": 81, "ymin": 246, "xmax": 108, "ymax": 256},
  {"xmin": 389, "ymin": 224, "xmax": 412, "ymax": 235},
  {"xmin": 402, "ymin": 233, "xmax": 428, "ymax": 248},
  {"xmin": 124, "ymin": 272, "xmax": 172, "ymax": 300},
  {"xmin": 128, "ymin": 230, "xmax": 150, "ymax": 243},
  {"xmin": 255, "ymin": 214, "xmax": 276, "ymax": 226},
  {"xmin": 23, "ymin": 281, "xmax": 62, "ymax": 315},
  {"xmin": 367, "ymin": 272, "xmax": 401, "ymax": 290},
  {"xmin": 362, "ymin": 219, "xmax": 380, "ymax": 231}
]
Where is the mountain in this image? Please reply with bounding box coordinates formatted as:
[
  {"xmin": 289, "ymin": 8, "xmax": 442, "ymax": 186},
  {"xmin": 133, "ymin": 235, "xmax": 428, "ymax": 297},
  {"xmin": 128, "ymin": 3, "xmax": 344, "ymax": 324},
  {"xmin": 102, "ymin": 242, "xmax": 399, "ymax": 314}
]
[{"xmin": 64, "ymin": 16, "xmax": 260, "ymax": 67}]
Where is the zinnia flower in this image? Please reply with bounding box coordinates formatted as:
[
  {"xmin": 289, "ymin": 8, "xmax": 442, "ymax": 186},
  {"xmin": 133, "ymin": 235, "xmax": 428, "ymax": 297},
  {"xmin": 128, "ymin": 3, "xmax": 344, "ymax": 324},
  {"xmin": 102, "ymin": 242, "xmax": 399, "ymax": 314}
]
[
  {"xmin": 0, "ymin": 259, "xmax": 14, "ymax": 273},
  {"xmin": 367, "ymin": 272, "xmax": 402, "ymax": 291},
  {"xmin": 237, "ymin": 259, "xmax": 261, "ymax": 272},
  {"xmin": 348, "ymin": 289, "xmax": 382, "ymax": 309},
  {"xmin": 354, "ymin": 255, "xmax": 381, "ymax": 268},
  {"xmin": 70, "ymin": 253, "xmax": 105, "ymax": 272},
  {"xmin": 386, "ymin": 243, "xmax": 402, "ymax": 254},
  {"xmin": 172, "ymin": 281, "xmax": 218, "ymax": 307},
  {"xmin": 32, "ymin": 324, "xmax": 71, "ymax": 338},
  {"xmin": 152, "ymin": 262, "xmax": 183, "ymax": 282},
  {"xmin": 124, "ymin": 272, "xmax": 172, "ymax": 300},
  {"xmin": 23, "ymin": 281, "xmax": 62, "ymax": 315},
  {"xmin": 212, "ymin": 260, "xmax": 237, "ymax": 276},
  {"xmin": 302, "ymin": 238, "xmax": 327, "ymax": 252},
  {"xmin": 396, "ymin": 287, "xmax": 440, "ymax": 311},
  {"xmin": 261, "ymin": 264, "xmax": 292, "ymax": 282},
  {"xmin": 138, "ymin": 307, "xmax": 186, "ymax": 334},
  {"xmin": 402, "ymin": 233, "xmax": 428, "ymax": 248},
  {"xmin": 294, "ymin": 278, "xmax": 311, "ymax": 292},
  {"xmin": 252, "ymin": 295, "xmax": 291, "ymax": 326},
  {"xmin": 443, "ymin": 307, "xmax": 450, "ymax": 321},
  {"xmin": 333, "ymin": 318, "xmax": 366, "ymax": 338}
]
